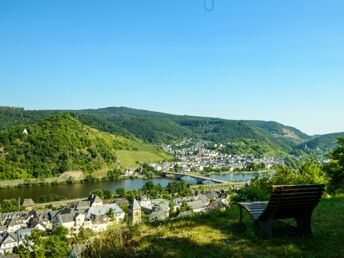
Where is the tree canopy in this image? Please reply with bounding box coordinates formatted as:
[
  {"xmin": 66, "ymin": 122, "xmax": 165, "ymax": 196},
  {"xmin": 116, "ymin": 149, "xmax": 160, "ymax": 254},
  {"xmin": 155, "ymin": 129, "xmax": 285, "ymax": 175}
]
[{"xmin": 324, "ymin": 137, "xmax": 344, "ymax": 192}]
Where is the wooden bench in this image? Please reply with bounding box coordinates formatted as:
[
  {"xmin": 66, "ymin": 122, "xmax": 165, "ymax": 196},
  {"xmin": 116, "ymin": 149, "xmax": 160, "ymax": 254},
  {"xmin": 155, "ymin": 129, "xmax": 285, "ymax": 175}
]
[{"xmin": 236, "ymin": 184, "xmax": 325, "ymax": 238}]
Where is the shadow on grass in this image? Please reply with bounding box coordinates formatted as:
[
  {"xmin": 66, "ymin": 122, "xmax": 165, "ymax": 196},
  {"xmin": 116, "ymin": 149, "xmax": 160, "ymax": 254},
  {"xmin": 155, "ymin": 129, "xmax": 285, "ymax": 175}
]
[{"xmin": 136, "ymin": 209, "xmax": 306, "ymax": 258}]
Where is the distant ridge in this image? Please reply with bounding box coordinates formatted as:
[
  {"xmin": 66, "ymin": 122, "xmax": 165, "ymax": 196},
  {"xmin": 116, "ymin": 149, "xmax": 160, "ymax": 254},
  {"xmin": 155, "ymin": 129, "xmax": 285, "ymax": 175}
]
[
  {"xmin": 297, "ymin": 132, "xmax": 344, "ymax": 154},
  {"xmin": 0, "ymin": 106, "xmax": 342, "ymax": 158}
]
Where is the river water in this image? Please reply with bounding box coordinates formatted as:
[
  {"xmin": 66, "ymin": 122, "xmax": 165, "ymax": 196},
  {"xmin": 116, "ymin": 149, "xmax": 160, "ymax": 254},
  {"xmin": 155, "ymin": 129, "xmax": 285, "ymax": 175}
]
[{"xmin": 0, "ymin": 172, "xmax": 272, "ymax": 202}]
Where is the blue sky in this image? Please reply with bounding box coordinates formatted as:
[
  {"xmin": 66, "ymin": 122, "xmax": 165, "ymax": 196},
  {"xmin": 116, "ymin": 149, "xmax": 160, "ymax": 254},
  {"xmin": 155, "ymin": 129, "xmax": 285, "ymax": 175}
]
[{"xmin": 0, "ymin": 0, "xmax": 343, "ymax": 135}]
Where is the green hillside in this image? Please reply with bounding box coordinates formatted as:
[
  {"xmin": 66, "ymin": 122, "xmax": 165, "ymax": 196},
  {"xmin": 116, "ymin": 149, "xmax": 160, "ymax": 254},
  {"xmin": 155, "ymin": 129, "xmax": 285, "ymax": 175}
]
[
  {"xmin": 246, "ymin": 120, "xmax": 311, "ymax": 143},
  {"xmin": 297, "ymin": 132, "xmax": 344, "ymax": 154},
  {"xmin": 76, "ymin": 107, "xmax": 309, "ymax": 155},
  {"xmin": 0, "ymin": 113, "xmax": 170, "ymax": 180},
  {"xmin": 1, "ymin": 106, "xmax": 341, "ymax": 157}
]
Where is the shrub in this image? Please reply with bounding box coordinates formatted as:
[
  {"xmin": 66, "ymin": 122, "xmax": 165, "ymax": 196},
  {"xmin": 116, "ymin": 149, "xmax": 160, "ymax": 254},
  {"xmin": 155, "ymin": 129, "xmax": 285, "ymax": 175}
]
[{"xmin": 324, "ymin": 137, "xmax": 344, "ymax": 193}]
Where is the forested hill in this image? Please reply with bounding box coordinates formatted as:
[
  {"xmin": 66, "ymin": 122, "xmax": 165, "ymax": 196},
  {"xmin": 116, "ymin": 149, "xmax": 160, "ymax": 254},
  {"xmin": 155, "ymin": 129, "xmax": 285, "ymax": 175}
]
[
  {"xmin": 0, "ymin": 113, "xmax": 168, "ymax": 180},
  {"xmin": 297, "ymin": 132, "xmax": 344, "ymax": 154},
  {"xmin": 0, "ymin": 106, "xmax": 341, "ymax": 157},
  {"xmin": 75, "ymin": 107, "xmax": 313, "ymax": 156}
]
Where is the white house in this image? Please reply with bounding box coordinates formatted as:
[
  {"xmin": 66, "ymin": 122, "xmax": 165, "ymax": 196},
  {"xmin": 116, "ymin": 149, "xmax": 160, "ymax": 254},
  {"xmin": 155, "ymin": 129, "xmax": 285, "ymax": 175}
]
[
  {"xmin": 187, "ymin": 200, "xmax": 207, "ymax": 213},
  {"xmin": 53, "ymin": 213, "xmax": 75, "ymax": 232},
  {"xmin": 123, "ymin": 168, "xmax": 135, "ymax": 177},
  {"xmin": 138, "ymin": 196, "xmax": 152, "ymax": 211},
  {"xmin": 89, "ymin": 194, "xmax": 103, "ymax": 207},
  {"xmin": 6, "ymin": 219, "xmax": 25, "ymax": 233},
  {"xmin": 16, "ymin": 228, "xmax": 33, "ymax": 246},
  {"xmin": 91, "ymin": 216, "xmax": 109, "ymax": 233},
  {"xmin": 86, "ymin": 203, "xmax": 125, "ymax": 224},
  {"xmin": 0, "ymin": 233, "xmax": 18, "ymax": 255},
  {"xmin": 74, "ymin": 213, "xmax": 86, "ymax": 230}
]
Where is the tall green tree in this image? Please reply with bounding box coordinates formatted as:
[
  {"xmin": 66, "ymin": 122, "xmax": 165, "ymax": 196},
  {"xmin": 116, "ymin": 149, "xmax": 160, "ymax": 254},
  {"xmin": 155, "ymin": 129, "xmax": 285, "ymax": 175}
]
[{"xmin": 324, "ymin": 137, "xmax": 344, "ymax": 192}]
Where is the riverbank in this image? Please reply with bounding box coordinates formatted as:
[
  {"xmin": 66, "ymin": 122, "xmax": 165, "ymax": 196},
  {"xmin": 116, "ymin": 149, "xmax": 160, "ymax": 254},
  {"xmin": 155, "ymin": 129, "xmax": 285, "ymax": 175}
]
[{"xmin": 0, "ymin": 173, "xmax": 148, "ymax": 189}]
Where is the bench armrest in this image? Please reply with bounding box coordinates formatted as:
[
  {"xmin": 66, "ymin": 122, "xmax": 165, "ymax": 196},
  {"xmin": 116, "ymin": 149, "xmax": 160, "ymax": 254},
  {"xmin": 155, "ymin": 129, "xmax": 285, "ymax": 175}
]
[{"xmin": 236, "ymin": 201, "xmax": 269, "ymax": 222}]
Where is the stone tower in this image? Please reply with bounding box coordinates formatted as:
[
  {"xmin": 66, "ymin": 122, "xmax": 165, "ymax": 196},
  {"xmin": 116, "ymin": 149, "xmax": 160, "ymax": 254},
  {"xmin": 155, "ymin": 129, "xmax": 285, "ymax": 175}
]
[{"xmin": 129, "ymin": 199, "xmax": 141, "ymax": 225}]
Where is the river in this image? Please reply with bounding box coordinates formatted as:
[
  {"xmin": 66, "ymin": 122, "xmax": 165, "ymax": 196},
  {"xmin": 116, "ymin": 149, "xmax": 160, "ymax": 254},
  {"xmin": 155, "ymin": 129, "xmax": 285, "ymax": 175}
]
[{"xmin": 0, "ymin": 172, "xmax": 272, "ymax": 202}]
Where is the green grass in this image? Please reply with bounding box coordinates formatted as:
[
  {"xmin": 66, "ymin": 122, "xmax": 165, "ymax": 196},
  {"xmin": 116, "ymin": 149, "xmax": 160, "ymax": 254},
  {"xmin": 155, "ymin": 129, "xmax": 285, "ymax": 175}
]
[
  {"xmin": 115, "ymin": 137, "xmax": 172, "ymax": 168},
  {"xmin": 116, "ymin": 150, "xmax": 170, "ymax": 169},
  {"xmin": 83, "ymin": 194, "xmax": 344, "ymax": 258}
]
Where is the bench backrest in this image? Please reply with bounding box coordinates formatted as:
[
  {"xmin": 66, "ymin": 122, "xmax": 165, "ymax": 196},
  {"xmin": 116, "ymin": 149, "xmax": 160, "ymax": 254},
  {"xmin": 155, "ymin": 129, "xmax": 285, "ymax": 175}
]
[{"xmin": 259, "ymin": 184, "xmax": 325, "ymax": 221}]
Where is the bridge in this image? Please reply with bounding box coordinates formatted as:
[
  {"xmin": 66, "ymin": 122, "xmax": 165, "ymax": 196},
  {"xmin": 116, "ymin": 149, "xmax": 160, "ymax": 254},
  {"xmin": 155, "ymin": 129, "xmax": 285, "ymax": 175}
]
[{"xmin": 162, "ymin": 171, "xmax": 230, "ymax": 184}]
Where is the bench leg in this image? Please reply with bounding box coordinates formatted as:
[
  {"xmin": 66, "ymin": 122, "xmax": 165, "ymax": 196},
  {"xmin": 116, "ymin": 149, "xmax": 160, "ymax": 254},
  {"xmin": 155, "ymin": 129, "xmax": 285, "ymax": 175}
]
[
  {"xmin": 295, "ymin": 214, "xmax": 312, "ymax": 236},
  {"xmin": 258, "ymin": 219, "xmax": 273, "ymax": 238}
]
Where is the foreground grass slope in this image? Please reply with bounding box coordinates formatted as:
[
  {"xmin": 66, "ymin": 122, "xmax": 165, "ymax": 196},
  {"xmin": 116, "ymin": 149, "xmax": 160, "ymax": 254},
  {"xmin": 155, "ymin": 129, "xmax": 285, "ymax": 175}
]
[{"xmin": 83, "ymin": 194, "xmax": 344, "ymax": 258}]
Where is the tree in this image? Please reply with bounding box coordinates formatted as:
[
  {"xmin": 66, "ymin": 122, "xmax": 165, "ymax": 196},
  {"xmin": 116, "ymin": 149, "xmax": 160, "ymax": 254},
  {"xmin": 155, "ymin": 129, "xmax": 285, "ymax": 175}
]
[
  {"xmin": 142, "ymin": 181, "xmax": 163, "ymax": 198},
  {"xmin": 324, "ymin": 137, "xmax": 344, "ymax": 192},
  {"xmin": 90, "ymin": 189, "xmax": 112, "ymax": 199},
  {"xmin": 0, "ymin": 199, "xmax": 19, "ymax": 212},
  {"xmin": 103, "ymin": 189, "xmax": 113, "ymax": 199},
  {"xmin": 107, "ymin": 168, "xmax": 122, "ymax": 180},
  {"xmin": 19, "ymin": 227, "xmax": 71, "ymax": 257},
  {"xmin": 90, "ymin": 189, "xmax": 104, "ymax": 199},
  {"xmin": 142, "ymin": 181, "xmax": 155, "ymax": 194},
  {"xmin": 272, "ymin": 160, "xmax": 328, "ymax": 185},
  {"xmin": 180, "ymin": 201, "xmax": 191, "ymax": 212},
  {"xmin": 107, "ymin": 208, "xmax": 115, "ymax": 222},
  {"xmin": 169, "ymin": 201, "xmax": 175, "ymax": 212},
  {"xmin": 116, "ymin": 187, "xmax": 126, "ymax": 197},
  {"xmin": 166, "ymin": 181, "xmax": 191, "ymax": 197},
  {"xmin": 233, "ymin": 159, "xmax": 328, "ymax": 202}
]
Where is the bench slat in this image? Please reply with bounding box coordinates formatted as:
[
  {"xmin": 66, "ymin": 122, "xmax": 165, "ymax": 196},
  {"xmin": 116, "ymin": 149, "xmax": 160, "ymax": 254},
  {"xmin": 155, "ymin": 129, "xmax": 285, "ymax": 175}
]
[
  {"xmin": 272, "ymin": 184, "xmax": 325, "ymax": 189},
  {"xmin": 237, "ymin": 184, "xmax": 324, "ymax": 223}
]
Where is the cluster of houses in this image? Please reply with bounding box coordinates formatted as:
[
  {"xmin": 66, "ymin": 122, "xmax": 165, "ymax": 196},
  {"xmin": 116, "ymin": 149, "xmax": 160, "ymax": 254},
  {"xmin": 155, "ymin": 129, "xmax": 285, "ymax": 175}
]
[
  {"xmin": 0, "ymin": 188, "xmax": 230, "ymax": 255},
  {"xmin": 135, "ymin": 189, "xmax": 229, "ymax": 223},
  {"xmin": 0, "ymin": 195, "xmax": 125, "ymax": 255},
  {"xmin": 160, "ymin": 139, "xmax": 284, "ymax": 173},
  {"xmin": 119, "ymin": 139, "xmax": 283, "ymax": 179}
]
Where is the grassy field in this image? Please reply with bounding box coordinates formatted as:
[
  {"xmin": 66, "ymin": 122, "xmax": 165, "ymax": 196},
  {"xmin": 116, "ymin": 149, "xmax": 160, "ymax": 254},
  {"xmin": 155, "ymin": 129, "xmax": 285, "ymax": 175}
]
[
  {"xmin": 87, "ymin": 137, "xmax": 172, "ymax": 176},
  {"xmin": 83, "ymin": 194, "xmax": 344, "ymax": 258},
  {"xmin": 116, "ymin": 150, "xmax": 169, "ymax": 169},
  {"xmin": 114, "ymin": 137, "xmax": 172, "ymax": 168}
]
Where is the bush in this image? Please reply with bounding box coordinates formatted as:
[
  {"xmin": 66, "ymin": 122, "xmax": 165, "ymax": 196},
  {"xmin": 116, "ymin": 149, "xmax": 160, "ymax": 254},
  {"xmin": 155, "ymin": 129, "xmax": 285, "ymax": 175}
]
[
  {"xmin": 324, "ymin": 137, "xmax": 344, "ymax": 193},
  {"xmin": 107, "ymin": 168, "xmax": 122, "ymax": 180},
  {"xmin": 116, "ymin": 187, "xmax": 126, "ymax": 197},
  {"xmin": 0, "ymin": 198, "xmax": 20, "ymax": 212},
  {"xmin": 232, "ymin": 159, "xmax": 328, "ymax": 202},
  {"xmin": 90, "ymin": 189, "xmax": 113, "ymax": 199},
  {"xmin": 231, "ymin": 176, "xmax": 272, "ymax": 202},
  {"xmin": 38, "ymin": 194, "xmax": 67, "ymax": 203}
]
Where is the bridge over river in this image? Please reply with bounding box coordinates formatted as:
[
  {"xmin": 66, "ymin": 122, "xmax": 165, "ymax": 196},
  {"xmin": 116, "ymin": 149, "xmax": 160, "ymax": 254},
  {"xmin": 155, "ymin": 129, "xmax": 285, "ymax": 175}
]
[{"xmin": 161, "ymin": 171, "xmax": 248, "ymax": 187}]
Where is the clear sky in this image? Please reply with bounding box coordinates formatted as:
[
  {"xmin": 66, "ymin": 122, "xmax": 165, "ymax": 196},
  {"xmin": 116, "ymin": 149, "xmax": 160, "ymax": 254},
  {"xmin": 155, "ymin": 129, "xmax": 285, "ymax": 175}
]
[{"xmin": 0, "ymin": 0, "xmax": 343, "ymax": 135}]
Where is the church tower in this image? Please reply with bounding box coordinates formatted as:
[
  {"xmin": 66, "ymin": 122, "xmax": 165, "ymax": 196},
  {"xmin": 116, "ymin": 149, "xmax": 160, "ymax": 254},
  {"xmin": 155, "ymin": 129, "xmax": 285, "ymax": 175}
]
[{"xmin": 129, "ymin": 199, "xmax": 141, "ymax": 225}]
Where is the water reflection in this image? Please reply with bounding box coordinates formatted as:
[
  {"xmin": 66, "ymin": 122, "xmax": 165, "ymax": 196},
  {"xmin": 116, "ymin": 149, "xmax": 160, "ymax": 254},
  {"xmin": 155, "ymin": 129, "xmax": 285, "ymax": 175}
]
[{"xmin": 0, "ymin": 172, "xmax": 273, "ymax": 202}]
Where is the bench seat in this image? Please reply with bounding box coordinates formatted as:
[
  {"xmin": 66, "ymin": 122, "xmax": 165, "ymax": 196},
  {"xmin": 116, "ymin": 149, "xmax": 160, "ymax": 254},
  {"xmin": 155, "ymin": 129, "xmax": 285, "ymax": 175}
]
[{"xmin": 236, "ymin": 184, "xmax": 325, "ymax": 238}]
